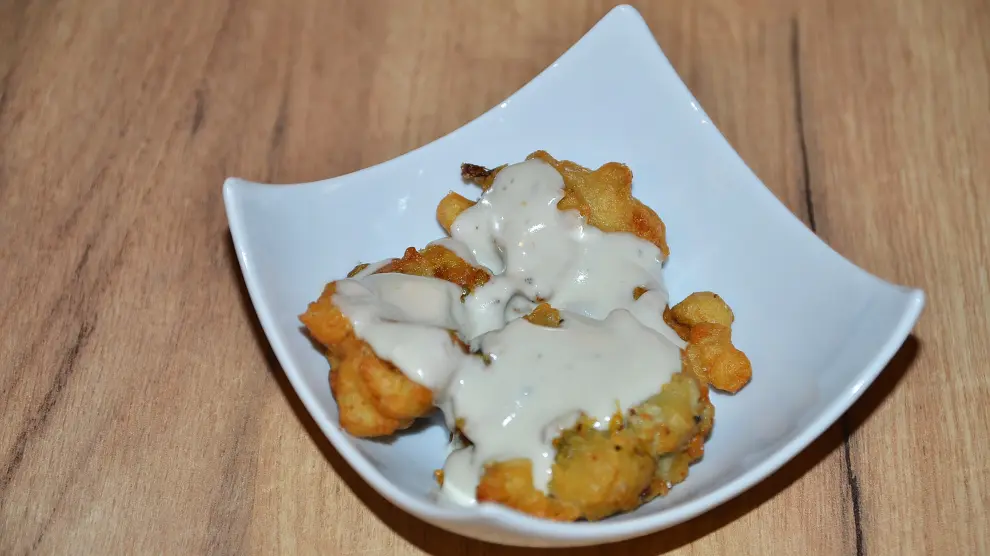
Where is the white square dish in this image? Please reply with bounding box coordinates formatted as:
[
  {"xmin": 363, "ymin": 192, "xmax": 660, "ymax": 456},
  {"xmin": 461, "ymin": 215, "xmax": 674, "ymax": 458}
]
[{"xmin": 223, "ymin": 4, "xmax": 924, "ymax": 548}]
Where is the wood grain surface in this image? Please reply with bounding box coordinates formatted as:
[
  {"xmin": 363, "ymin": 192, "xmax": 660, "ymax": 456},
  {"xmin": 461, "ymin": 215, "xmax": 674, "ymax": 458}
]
[{"xmin": 1, "ymin": 0, "xmax": 987, "ymax": 554}]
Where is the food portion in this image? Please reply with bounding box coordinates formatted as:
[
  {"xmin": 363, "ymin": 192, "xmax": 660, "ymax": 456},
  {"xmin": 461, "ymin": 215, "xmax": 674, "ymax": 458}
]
[
  {"xmin": 474, "ymin": 372, "xmax": 713, "ymax": 521},
  {"xmin": 438, "ymin": 151, "xmax": 669, "ymax": 258},
  {"xmin": 299, "ymin": 244, "xmax": 488, "ymax": 436},
  {"xmin": 300, "ymin": 152, "xmax": 752, "ymax": 521},
  {"xmin": 665, "ymin": 292, "xmax": 752, "ymax": 393}
]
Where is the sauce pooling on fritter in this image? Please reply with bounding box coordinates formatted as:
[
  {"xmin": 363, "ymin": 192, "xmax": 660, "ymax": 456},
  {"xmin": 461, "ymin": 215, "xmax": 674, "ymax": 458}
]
[
  {"xmin": 332, "ymin": 274, "xmax": 467, "ymax": 391},
  {"xmin": 331, "ymin": 158, "xmax": 685, "ymax": 505},
  {"xmin": 452, "ymin": 160, "xmax": 676, "ymax": 330}
]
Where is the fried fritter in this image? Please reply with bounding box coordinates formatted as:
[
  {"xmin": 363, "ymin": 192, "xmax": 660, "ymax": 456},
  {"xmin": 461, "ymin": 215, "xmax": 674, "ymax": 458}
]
[
  {"xmin": 629, "ymin": 373, "xmax": 714, "ymax": 500},
  {"xmin": 549, "ymin": 425, "xmax": 657, "ymax": 520},
  {"xmin": 682, "ymin": 323, "xmax": 752, "ymax": 394},
  {"xmin": 530, "ymin": 151, "xmax": 669, "ymax": 258},
  {"xmin": 473, "ymin": 372, "xmax": 713, "ymax": 521},
  {"xmin": 299, "ymin": 244, "xmax": 490, "ymax": 437},
  {"xmin": 438, "ymin": 151, "xmax": 669, "ymax": 257},
  {"xmin": 373, "ymin": 244, "xmax": 490, "ymax": 290},
  {"xmin": 626, "ymin": 373, "xmax": 714, "ymax": 459},
  {"xmin": 436, "ymin": 191, "xmax": 475, "ymax": 236},
  {"xmin": 669, "ymin": 291, "xmax": 734, "ymax": 329},
  {"xmin": 664, "ymin": 292, "xmax": 753, "ymax": 393},
  {"xmin": 305, "ymin": 153, "xmax": 754, "ymax": 522},
  {"xmin": 477, "ymin": 459, "xmax": 582, "ymax": 521}
]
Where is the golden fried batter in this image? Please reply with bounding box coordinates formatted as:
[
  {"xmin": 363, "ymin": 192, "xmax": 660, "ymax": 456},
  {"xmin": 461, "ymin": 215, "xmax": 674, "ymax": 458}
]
[
  {"xmin": 683, "ymin": 323, "xmax": 752, "ymax": 394},
  {"xmin": 670, "ymin": 292, "xmax": 734, "ymax": 329},
  {"xmin": 529, "ymin": 151, "xmax": 669, "ymax": 258},
  {"xmin": 477, "ymin": 459, "xmax": 581, "ymax": 521},
  {"xmin": 630, "ymin": 374, "xmax": 714, "ymax": 500},
  {"xmin": 473, "ymin": 372, "xmax": 713, "ymax": 521},
  {"xmin": 299, "ymin": 244, "xmax": 489, "ymax": 437},
  {"xmin": 373, "ymin": 244, "xmax": 490, "ymax": 291},
  {"xmin": 436, "ymin": 191, "xmax": 475, "ymax": 236},
  {"xmin": 550, "ymin": 426, "xmax": 657, "ymax": 520},
  {"xmin": 437, "ymin": 151, "xmax": 669, "ymax": 257},
  {"xmin": 665, "ymin": 292, "xmax": 753, "ymax": 393}
]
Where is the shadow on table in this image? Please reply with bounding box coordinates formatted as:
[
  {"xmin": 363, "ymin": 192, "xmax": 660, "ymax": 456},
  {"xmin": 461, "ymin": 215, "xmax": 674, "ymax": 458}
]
[{"xmin": 225, "ymin": 235, "xmax": 920, "ymax": 555}]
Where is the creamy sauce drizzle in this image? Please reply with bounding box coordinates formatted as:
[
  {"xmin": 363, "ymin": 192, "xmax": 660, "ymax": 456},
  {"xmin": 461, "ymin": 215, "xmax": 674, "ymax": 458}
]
[
  {"xmin": 334, "ymin": 275, "xmax": 467, "ymax": 390},
  {"xmin": 331, "ymin": 159, "xmax": 685, "ymax": 505}
]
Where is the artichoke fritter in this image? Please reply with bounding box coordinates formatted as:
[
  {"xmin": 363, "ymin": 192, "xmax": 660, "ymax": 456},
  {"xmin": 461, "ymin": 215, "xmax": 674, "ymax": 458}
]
[
  {"xmin": 664, "ymin": 292, "xmax": 753, "ymax": 393},
  {"xmin": 299, "ymin": 244, "xmax": 489, "ymax": 437},
  {"xmin": 472, "ymin": 372, "xmax": 713, "ymax": 521},
  {"xmin": 438, "ymin": 151, "xmax": 669, "ymax": 257}
]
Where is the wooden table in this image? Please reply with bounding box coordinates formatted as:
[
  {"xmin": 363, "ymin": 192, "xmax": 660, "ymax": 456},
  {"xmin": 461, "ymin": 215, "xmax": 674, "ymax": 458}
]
[{"xmin": 2, "ymin": 0, "xmax": 987, "ymax": 553}]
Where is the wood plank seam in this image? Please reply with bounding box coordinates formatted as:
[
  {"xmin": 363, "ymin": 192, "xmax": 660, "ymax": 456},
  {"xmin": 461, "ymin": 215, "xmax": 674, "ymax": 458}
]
[{"xmin": 791, "ymin": 14, "xmax": 865, "ymax": 556}]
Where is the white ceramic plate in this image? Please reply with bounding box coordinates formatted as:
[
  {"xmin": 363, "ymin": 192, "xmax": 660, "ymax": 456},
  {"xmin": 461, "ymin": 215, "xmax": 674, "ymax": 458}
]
[{"xmin": 223, "ymin": 4, "xmax": 924, "ymax": 548}]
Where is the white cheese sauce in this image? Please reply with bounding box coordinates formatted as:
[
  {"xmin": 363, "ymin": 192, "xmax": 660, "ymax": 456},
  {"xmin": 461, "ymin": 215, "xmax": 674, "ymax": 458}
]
[
  {"xmin": 331, "ymin": 158, "xmax": 686, "ymax": 505},
  {"xmin": 442, "ymin": 311, "xmax": 683, "ymax": 497},
  {"xmin": 332, "ymin": 275, "xmax": 466, "ymax": 391}
]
